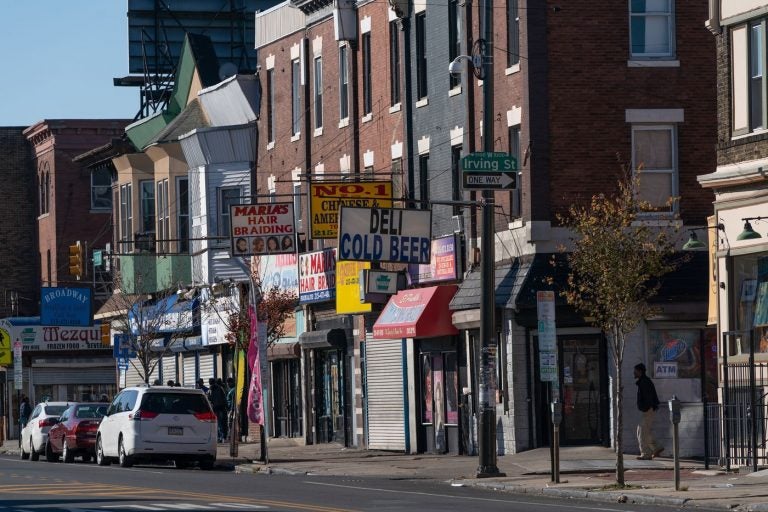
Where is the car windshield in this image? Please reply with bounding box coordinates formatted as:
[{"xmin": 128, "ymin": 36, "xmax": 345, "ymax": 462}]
[
  {"xmin": 44, "ymin": 405, "xmax": 68, "ymax": 416},
  {"xmin": 140, "ymin": 392, "xmax": 210, "ymax": 415},
  {"xmin": 75, "ymin": 405, "xmax": 108, "ymax": 419}
]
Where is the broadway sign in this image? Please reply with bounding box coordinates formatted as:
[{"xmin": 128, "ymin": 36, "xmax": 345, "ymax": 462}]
[{"xmin": 338, "ymin": 207, "xmax": 432, "ymax": 264}]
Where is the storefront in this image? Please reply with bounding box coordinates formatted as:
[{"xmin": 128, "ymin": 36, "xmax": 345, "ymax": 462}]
[
  {"xmin": 0, "ymin": 317, "xmax": 114, "ymax": 440},
  {"xmin": 371, "ymin": 285, "xmax": 460, "ymax": 454}
]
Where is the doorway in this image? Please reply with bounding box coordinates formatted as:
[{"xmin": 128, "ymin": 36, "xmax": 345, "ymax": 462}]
[
  {"xmin": 315, "ymin": 349, "xmax": 345, "ymax": 444},
  {"xmin": 559, "ymin": 335, "xmax": 608, "ymax": 445},
  {"xmin": 272, "ymin": 359, "xmax": 302, "ymax": 438}
]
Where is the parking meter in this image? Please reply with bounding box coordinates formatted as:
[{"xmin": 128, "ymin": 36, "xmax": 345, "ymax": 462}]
[
  {"xmin": 668, "ymin": 395, "xmax": 681, "ymax": 424},
  {"xmin": 551, "ymin": 399, "xmax": 563, "ymax": 426}
]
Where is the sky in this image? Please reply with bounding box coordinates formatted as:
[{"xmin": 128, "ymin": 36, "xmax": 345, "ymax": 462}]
[{"xmin": 0, "ymin": 2, "xmax": 138, "ymax": 127}]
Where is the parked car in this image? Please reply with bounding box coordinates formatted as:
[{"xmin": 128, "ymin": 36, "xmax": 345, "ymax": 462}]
[
  {"xmin": 45, "ymin": 402, "xmax": 109, "ymax": 463},
  {"xmin": 19, "ymin": 401, "xmax": 69, "ymax": 461},
  {"xmin": 96, "ymin": 386, "xmax": 217, "ymax": 469}
]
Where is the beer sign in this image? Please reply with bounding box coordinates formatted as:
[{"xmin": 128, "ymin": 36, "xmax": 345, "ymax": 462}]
[
  {"xmin": 310, "ymin": 181, "xmax": 392, "ymax": 239},
  {"xmin": 338, "ymin": 207, "xmax": 432, "ymax": 264}
]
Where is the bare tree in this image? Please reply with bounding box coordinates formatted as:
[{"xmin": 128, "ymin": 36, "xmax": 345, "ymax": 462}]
[{"xmin": 557, "ymin": 168, "xmax": 683, "ymax": 485}]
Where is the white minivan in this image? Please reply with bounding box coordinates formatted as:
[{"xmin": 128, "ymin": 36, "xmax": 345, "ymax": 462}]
[{"xmin": 96, "ymin": 386, "xmax": 217, "ymax": 469}]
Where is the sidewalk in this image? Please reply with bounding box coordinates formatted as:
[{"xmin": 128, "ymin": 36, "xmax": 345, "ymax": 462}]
[{"xmin": 6, "ymin": 438, "xmax": 768, "ymax": 511}]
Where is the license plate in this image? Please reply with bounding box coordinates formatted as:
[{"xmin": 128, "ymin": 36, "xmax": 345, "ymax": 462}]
[{"xmin": 168, "ymin": 427, "xmax": 183, "ymax": 436}]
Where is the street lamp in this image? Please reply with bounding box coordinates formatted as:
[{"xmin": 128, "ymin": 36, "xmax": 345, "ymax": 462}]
[{"xmin": 449, "ymin": 7, "xmax": 503, "ymax": 477}]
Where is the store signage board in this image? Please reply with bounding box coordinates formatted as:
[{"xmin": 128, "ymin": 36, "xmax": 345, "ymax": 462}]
[
  {"xmin": 310, "ymin": 181, "xmax": 393, "ymax": 239},
  {"xmin": 366, "ymin": 270, "xmax": 400, "ymax": 295},
  {"xmin": 299, "ymin": 248, "xmax": 337, "ymax": 304},
  {"xmin": 336, "ymin": 261, "xmax": 372, "ymax": 314},
  {"xmin": 41, "ymin": 287, "xmax": 93, "ymax": 327},
  {"xmin": 654, "ymin": 361, "xmax": 678, "ymax": 379},
  {"xmin": 230, "ymin": 203, "xmax": 296, "ymax": 257},
  {"xmin": 13, "ymin": 340, "xmax": 22, "ymax": 390},
  {"xmin": 408, "ymin": 235, "xmax": 459, "ymax": 285},
  {"xmin": 338, "ymin": 207, "xmax": 432, "ymax": 264}
]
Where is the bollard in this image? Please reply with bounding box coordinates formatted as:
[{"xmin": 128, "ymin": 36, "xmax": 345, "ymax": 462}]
[
  {"xmin": 668, "ymin": 395, "xmax": 681, "ymax": 491},
  {"xmin": 551, "ymin": 399, "xmax": 563, "ymax": 483}
]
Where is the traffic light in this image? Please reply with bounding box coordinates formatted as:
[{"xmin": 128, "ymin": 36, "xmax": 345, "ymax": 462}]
[
  {"xmin": 68, "ymin": 241, "xmax": 83, "ymax": 279},
  {"xmin": 100, "ymin": 322, "xmax": 111, "ymax": 347}
]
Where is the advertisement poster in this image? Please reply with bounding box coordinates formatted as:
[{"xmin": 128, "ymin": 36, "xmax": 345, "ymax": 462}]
[
  {"xmin": 299, "ymin": 248, "xmax": 337, "ymax": 304},
  {"xmin": 338, "ymin": 207, "xmax": 432, "ymax": 264},
  {"xmin": 336, "ymin": 260, "xmax": 372, "ymax": 314},
  {"xmin": 650, "ymin": 329, "xmax": 701, "ymax": 379},
  {"xmin": 258, "ymin": 253, "xmax": 299, "ymax": 336},
  {"xmin": 230, "ymin": 203, "xmax": 296, "ymax": 257},
  {"xmin": 408, "ymin": 235, "xmax": 458, "ymax": 285},
  {"xmin": 310, "ymin": 181, "xmax": 392, "ymax": 239}
]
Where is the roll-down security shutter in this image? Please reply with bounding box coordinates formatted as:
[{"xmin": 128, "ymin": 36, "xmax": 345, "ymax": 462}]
[{"xmin": 364, "ymin": 337, "xmax": 406, "ymax": 451}]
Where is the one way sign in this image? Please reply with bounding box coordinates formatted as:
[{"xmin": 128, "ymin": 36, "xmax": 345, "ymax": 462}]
[{"xmin": 461, "ymin": 171, "xmax": 517, "ymax": 190}]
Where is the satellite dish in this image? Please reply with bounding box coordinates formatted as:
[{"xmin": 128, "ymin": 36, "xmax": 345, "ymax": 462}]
[{"xmin": 218, "ymin": 62, "xmax": 239, "ymax": 81}]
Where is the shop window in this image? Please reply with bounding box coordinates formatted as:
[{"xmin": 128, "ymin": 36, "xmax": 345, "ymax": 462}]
[
  {"xmin": 731, "ymin": 254, "xmax": 768, "ymax": 355},
  {"xmin": 421, "ymin": 353, "xmax": 433, "ymax": 424}
]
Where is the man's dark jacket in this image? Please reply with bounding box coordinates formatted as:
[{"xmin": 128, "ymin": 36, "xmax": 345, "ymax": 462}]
[{"xmin": 636, "ymin": 374, "xmax": 660, "ymax": 412}]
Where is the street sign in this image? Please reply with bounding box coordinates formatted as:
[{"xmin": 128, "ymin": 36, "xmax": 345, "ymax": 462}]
[
  {"xmin": 117, "ymin": 357, "xmax": 129, "ymax": 370},
  {"xmin": 13, "ymin": 340, "xmax": 22, "ymax": 390},
  {"xmin": 462, "ymin": 171, "xmax": 516, "ymax": 190},
  {"xmin": 460, "ymin": 152, "xmax": 518, "ymax": 191}
]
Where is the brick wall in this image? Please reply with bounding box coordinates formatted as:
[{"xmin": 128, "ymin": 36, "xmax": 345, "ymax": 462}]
[{"xmin": 0, "ymin": 128, "xmax": 37, "ymax": 316}]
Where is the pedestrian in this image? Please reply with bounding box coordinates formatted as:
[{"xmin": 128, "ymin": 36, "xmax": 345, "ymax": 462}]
[
  {"xmin": 19, "ymin": 396, "xmax": 31, "ymax": 429},
  {"xmin": 635, "ymin": 363, "xmax": 663, "ymax": 460},
  {"xmin": 197, "ymin": 378, "xmax": 209, "ymax": 394},
  {"xmin": 226, "ymin": 377, "xmax": 236, "ymax": 431},
  {"xmin": 208, "ymin": 378, "xmax": 228, "ymax": 442},
  {"xmin": 153, "ymin": 378, "xmax": 161, "ymax": 386}
]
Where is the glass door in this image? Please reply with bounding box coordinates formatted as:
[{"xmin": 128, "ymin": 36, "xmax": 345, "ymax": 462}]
[
  {"xmin": 315, "ymin": 349, "xmax": 344, "ymax": 443},
  {"xmin": 559, "ymin": 336, "xmax": 606, "ymax": 445}
]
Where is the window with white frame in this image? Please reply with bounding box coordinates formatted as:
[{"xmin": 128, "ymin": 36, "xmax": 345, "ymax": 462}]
[
  {"xmin": 119, "ymin": 183, "xmax": 133, "ymax": 252},
  {"xmin": 176, "ymin": 177, "xmax": 189, "ymax": 253},
  {"xmin": 218, "ymin": 187, "xmax": 241, "ymax": 239},
  {"xmin": 91, "ymin": 167, "xmax": 112, "ymax": 210},
  {"xmin": 629, "ymin": 0, "xmax": 675, "ymax": 59},
  {"xmin": 267, "ymin": 68, "xmax": 276, "ymax": 144},
  {"xmin": 362, "ymin": 32, "xmax": 372, "ymax": 116},
  {"xmin": 632, "ymin": 125, "xmax": 677, "ymax": 213},
  {"xmin": 314, "ymin": 56, "xmax": 323, "ymax": 130},
  {"xmin": 339, "ymin": 45, "xmax": 350, "ymax": 121},
  {"xmin": 291, "ymin": 58, "xmax": 301, "ymax": 137},
  {"xmin": 156, "ymin": 179, "xmax": 169, "ymax": 253},
  {"xmin": 732, "ymin": 20, "xmax": 767, "ymax": 135}
]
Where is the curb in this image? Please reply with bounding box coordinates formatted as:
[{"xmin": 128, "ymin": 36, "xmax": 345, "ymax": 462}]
[{"xmin": 234, "ymin": 464, "xmax": 307, "ymax": 476}]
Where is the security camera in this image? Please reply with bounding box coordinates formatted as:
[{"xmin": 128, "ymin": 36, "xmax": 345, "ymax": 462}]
[{"xmin": 448, "ymin": 58, "xmax": 463, "ymax": 76}]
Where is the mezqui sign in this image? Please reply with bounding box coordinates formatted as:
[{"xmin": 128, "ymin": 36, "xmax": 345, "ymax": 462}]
[{"xmin": 0, "ymin": 318, "xmax": 104, "ymax": 352}]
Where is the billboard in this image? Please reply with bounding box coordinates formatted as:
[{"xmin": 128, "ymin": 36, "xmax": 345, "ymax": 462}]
[
  {"xmin": 338, "ymin": 207, "xmax": 432, "ymax": 264},
  {"xmin": 41, "ymin": 287, "xmax": 93, "ymax": 327},
  {"xmin": 230, "ymin": 203, "xmax": 296, "ymax": 257},
  {"xmin": 299, "ymin": 248, "xmax": 337, "ymax": 304},
  {"xmin": 310, "ymin": 181, "xmax": 392, "ymax": 239},
  {"xmin": 258, "ymin": 253, "xmax": 299, "ymax": 337}
]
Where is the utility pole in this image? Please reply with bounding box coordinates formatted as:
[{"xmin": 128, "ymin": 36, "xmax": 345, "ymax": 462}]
[{"xmin": 476, "ymin": 0, "xmax": 502, "ymax": 478}]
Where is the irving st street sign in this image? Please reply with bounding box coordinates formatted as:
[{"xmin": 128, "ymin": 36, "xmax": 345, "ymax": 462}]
[{"xmin": 460, "ymin": 152, "xmax": 518, "ymax": 190}]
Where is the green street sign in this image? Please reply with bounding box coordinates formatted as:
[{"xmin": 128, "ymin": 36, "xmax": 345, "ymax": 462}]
[
  {"xmin": 460, "ymin": 152, "xmax": 517, "ymax": 172},
  {"xmin": 93, "ymin": 250, "xmax": 103, "ymax": 267}
]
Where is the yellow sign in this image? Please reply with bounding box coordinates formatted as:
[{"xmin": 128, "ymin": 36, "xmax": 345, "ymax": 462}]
[
  {"xmin": 310, "ymin": 181, "xmax": 392, "ymax": 239},
  {"xmin": 707, "ymin": 215, "xmax": 718, "ymax": 326},
  {"xmin": 0, "ymin": 327, "xmax": 11, "ymax": 365},
  {"xmin": 336, "ymin": 260, "xmax": 372, "ymax": 314}
]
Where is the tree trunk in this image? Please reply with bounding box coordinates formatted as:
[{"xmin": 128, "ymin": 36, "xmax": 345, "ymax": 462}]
[{"xmin": 614, "ymin": 329, "xmax": 625, "ymax": 486}]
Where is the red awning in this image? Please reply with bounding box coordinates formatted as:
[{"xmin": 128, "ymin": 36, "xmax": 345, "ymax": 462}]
[{"xmin": 373, "ymin": 285, "xmax": 459, "ymax": 339}]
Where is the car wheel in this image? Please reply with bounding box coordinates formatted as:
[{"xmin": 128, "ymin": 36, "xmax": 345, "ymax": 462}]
[
  {"xmin": 96, "ymin": 437, "xmax": 110, "ymax": 466},
  {"xmin": 19, "ymin": 440, "xmax": 29, "ymax": 460},
  {"xmin": 29, "ymin": 438, "xmax": 39, "ymax": 461},
  {"xmin": 199, "ymin": 458, "xmax": 215, "ymax": 470},
  {"xmin": 62, "ymin": 440, "xmax": 74, "ymax": 463},
  {"xmin": 118, "ymin": 437, "xmax": 133, "ymax": 468},
  {"xmin": 45, "ymin": 441, "xmax": 58, "ymax": 462}
]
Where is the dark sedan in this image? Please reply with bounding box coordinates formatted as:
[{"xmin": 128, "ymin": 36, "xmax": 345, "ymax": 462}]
[{"xmin": 46, "ymin": 403, "xmax": 109, "ymax": 463}]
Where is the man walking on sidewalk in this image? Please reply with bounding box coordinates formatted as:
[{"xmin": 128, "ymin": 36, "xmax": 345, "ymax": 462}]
[{"xmin": 635, "ymin": 363, "xmax": 663, "ymax": 460}]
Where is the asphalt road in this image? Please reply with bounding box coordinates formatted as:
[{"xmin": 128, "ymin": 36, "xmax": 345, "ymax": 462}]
[{"xmin": 0, "ymin": 455, "xmax": 700, "ymax": 512}]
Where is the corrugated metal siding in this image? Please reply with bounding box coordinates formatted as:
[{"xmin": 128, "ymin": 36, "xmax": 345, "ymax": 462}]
[
  {"xmin": 32, "ymin": 367, "xmax": 115, "ymax": 385},
  {"xmin": 162, "ymin": 354, "xmax": 177, "ymax": 383},
  {"xmin": 255, "ymin": 4, "xmax": 306, "ymax": 49},
  {"xmin": 183, "ymin": 353, "xmax": 197, "ymax": 386},
  {"xmin": 198, "ymin": 352, "xmax": 215, "ymax": 382},
  {"xmin": 365, "ymin": 338, "xmax": 406, "ymax": 451}
]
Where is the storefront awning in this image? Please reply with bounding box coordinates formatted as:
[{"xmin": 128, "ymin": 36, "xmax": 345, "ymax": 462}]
[
  {"xmin": 449, "ymin": 258, "xmax": 533, "ymax": 312},
  {"xmin": 268, "ymin": 342, "xmax": 300, "ymax": 360},
  {"xmin": 373, "ymin": 285, "xmax": 458, "ymax": 339},
  {"xmin": 299, "ymin": 328, "xmax": 347, "ymax": 349}
]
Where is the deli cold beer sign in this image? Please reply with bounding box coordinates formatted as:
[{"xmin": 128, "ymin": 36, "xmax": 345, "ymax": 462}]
[{"xmin": 338, "ymin": 207, "xmax": 432, "ymax": 264}]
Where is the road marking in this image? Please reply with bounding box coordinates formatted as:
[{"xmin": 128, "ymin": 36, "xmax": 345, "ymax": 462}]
[
  {"xmin": 99, "ymin": 505, "xmax": 268, "ymax": 511},
  {"xmin": 303, "ymin": 481, "xmax": 634, "ymax": 512}
]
